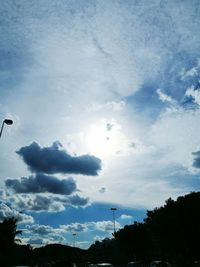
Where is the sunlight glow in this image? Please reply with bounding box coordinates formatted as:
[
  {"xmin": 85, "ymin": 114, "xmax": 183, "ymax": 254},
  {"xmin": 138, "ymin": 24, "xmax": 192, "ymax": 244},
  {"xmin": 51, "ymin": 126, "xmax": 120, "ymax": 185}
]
[{"xmin": 85, "ymin": 119, "xmax": 123, "ymax": 159}]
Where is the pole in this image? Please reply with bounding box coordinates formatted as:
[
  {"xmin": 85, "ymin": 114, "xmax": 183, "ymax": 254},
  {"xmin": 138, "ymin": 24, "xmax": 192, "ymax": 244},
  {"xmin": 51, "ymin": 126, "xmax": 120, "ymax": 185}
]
[
  {"xmin": 0, "ymin": 121, "xmax": 5, "ymax": 139},
  {"xmin": 73, "ymin": 233, "xmax": 76, "ymax": 247},
  {"xmin": 0, "ymin": 119, "xmax": 13, "ymax": 139},
  {"xmin": 111, "ymin": 208, "xmax": 117, "ymax": 235}
]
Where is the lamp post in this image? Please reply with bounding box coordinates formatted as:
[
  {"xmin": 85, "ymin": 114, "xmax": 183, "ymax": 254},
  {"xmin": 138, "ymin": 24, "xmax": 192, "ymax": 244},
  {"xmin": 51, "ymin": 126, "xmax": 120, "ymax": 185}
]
[
  {"xmin": 73, "ymin": 233, "xmax": 77, "ymax": 247},
  {"xmin": 110, "ymin": 207, "xmax": 117, "ymax": 235},
  {"xmin": 0, "ymin": 119, "xmax": 13, "ymax": 139}
]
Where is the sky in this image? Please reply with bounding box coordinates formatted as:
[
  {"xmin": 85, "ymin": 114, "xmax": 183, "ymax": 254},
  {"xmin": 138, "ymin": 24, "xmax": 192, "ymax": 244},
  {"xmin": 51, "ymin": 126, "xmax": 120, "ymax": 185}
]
[{"xmin": 0, "ymin": 0, "xmax": 200, "ymax": 249}]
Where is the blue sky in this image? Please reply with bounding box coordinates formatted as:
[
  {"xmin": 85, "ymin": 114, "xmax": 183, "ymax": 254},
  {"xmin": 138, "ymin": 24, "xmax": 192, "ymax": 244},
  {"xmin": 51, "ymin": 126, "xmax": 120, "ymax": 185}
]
[{"xmin": 1, "ymin": 0, "xmax": 200, "ymax": 248}]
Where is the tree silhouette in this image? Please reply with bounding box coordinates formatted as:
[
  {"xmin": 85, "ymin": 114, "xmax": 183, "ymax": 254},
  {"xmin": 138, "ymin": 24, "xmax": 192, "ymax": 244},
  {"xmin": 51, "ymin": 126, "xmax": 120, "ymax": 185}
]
[
  {"xmin": 0, "ymin": 217, "xmax": 22, "ymax": 246},
  {"xmin": 0, "ymin": 217, "xmax": 22, "ymax": 266},
  {"xmin": 88, "ymin": 191, "xmax": 200, "ymax": 266},
  {"xmin": 145, "ymin": 192, "xmax": 200, "ymax": 264}
]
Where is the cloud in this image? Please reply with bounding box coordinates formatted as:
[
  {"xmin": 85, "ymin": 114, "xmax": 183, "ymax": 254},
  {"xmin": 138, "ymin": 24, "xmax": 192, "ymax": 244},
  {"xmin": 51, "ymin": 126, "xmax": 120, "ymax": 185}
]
[
  {"xmin": 51, "ymin": 194, "xmax": 90, "ymax": 208},
  {"xmin": 9, "ymin": 194, "xmax": 66, "ymax": 212},
  {"xmin": 5, "ymin": 174, "xmax": 77, "ymax": 195},
  {"xmin": 61, "ymin": 220, "xmax": 121, "ymax": 234},
  {"xmin": 67, "ymin": 194, "xmax": 89, "ymax": 207},
  {"xmin": 156, "ymin": 88, "xmax": 175, "ymax": 104},
  {"xmin": 119, "ymin": 214, "xmax": 133, "ymax": 221},
  {"xmin": 99, "ymin": 187, "xmax": 106, "ymax": 193},
  {"xmin": 28, "ymin": 194, "xmax": 65, "ymax": 212},
  {"xmin": 27, "ymin": 224, "xmax": 64, "ymax": 236},
  {"xmin": 185, "ymin": 86, "xmax": 200, "ymax": 106},
  {"xmin": 61, "ymin": 223, "xmax": 88, "ymax": 232},
  {"xmin": 93, "ymin": 220, "xmax": 121, "ymax": 232},
  {"xmin": 20, "ymin": 219, "xmax": 122, "ymax": 248},
  {"xmin": 1, "ymin": 0, "xmax": 200, "ymax": 230},
  {"xmin": 0, "ymin": 202, "xmax": 34, "ymax": 224},
  {"xmin": 181, "ymin": 59, "xmax": 200, "ymax": 80},
  {"xmin": 6, "ymin": 191, "xmax": 89, "ymax": 212},
  {"xmin": 22, "ymin": 234, "xmax": 65, "ymax": 247},
  {"xmin": 106, "ymin": 123, "xmax": 114, "ymax": 131},
  {"xmin": 17, "ymin": 142, "xmax": 102, "ymax": 176},
  {"xmin": 25, "ymin": 237, "xmax": 46, "ymax": 246},
  {"xmin": 192, "ymin": 150, "xmax": 200, "ymax": 169}
]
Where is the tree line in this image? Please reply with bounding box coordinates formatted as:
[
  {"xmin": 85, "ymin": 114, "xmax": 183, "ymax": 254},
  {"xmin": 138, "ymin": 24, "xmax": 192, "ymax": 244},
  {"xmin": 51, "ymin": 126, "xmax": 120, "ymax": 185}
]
[
  {"xmin": 89, "ymin": 192, "xmax": 200, "ymax": 266},
  {"xmin": 0, "ymin": 191, "xmax": 199, "ymax": 266}
]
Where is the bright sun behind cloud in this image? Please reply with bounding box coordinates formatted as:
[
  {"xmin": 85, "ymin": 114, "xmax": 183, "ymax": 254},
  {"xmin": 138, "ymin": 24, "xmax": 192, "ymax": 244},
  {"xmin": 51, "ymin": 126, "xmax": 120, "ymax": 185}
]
[{"xmin": 85, "ymin": 119, "xmax": 124, "ymax": 160}]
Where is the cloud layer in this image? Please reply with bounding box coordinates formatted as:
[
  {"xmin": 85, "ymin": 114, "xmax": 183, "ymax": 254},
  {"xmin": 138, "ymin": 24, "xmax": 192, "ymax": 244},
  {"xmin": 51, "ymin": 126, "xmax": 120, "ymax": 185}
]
[
  {"xmin": 0, "ymin": 202, "xmax": 34, "ymax": 223},
  {"xmin": 4, "ymin": 141, "xmax": 92, "ymax": 213},
  {"xmin": 7, "ymin": 193, "xmax": 89, "ymax": 212},
  {"xmin": 192, "ymin": 150, "xmax": 200, "ymax": 169},
  {"xmin": 6, "ymin": 174, "xmax": 77, "ymax": 195},
  {"xmin": 1, "ymin": 0, "xmax": 200, "ymax": 249},
  {"xmin": 20, "ymin": 219, "xmax": 122, "ymax": 248},
  {"xmin": 17, "ymin": 142, "xmax": 102, "ymax": 176}
]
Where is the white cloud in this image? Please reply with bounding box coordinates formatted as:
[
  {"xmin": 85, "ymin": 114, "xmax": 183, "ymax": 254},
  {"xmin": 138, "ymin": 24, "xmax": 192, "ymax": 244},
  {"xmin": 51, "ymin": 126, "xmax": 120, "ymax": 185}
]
[
  {"xmin": 60, "ymin": 223, "xmax": 88, "ymax": 232},
  {"xmin": 1, "ymin": 1, "xmax": 200, "ymax": 247},
  {"xmin": 20, "ymin": 219, "xmax": 122, "ymax": 248},
  {"xmin": 87, "ymin": 101, "xmax": 126, "ymax": 113},
  {"xmin": 150, "ymin": 108, "xmax": 200, "ymax": 169},
  {"xmin": 119, "ymin": 214, "xmax": 133, "ymax": 221},
  {"xmin": 0, "ymin": 202, "xmax": 34, "ymax": 224},
  {"xmin": 20, "ymin": 223, "xmax": 67, "ymax": 247},
  {"xmin": 4, "ymin": 190, "xmax": 89, "ymax": 213},
  {"xmin": 78, "ymin": 105, "xmax": 200, "ymax": 209},
  {"xmin": 156, "ymin": 88, "xmax": 175, "ymax": 104},
  {"xmin": 61, "ymin": 220, "xmax": 121, "ymax": 234},
  {"xmin": 181, "ymin": 62, "xmax": 200, "ymax": 80},
  {"xmin": 8, "ymin": 194, "xmax": 65, "ymax": 212},
  {"xmin": 185, "ymin": 86, "xmax": 200, "ymax": 106},
  {"xmin": 27, "ymin": 224, "xmax": 64, "ymax": 235},
  {"xmin": 92, "ymin": 220, "xmax": 121, "ymax": 232}
]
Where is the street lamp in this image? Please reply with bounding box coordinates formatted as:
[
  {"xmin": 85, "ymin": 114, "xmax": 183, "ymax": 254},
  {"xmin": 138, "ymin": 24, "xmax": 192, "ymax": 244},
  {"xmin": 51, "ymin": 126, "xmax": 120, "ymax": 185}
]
[
  {"xmin": 110, "ymin": 207, "xmax": 117, "ymax": 235},
  {"xmin": 73, "ymin": 233, "xmax": 77, "ymax": 247},
  {"xmin": 0, "ymin": 119, "xmax": 13, "ymax": 139}
]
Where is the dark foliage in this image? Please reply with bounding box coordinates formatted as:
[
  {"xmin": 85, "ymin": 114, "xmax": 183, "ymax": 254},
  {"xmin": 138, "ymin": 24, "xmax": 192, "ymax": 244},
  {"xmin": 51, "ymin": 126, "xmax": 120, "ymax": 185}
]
[
  {"xmin": 89, "ymin": 192, "xmax": 200, "ymax": 266},
  {"xmin": 0, "ymin": 217, "xmax": 23, "ymax": 266},
  {"xmin": 32, "ymin": 243, "xmax": 86, "ymax": 266},
  {"xmin": 0, "ymin": 192, "xmax": 199, "ymax": 266}
]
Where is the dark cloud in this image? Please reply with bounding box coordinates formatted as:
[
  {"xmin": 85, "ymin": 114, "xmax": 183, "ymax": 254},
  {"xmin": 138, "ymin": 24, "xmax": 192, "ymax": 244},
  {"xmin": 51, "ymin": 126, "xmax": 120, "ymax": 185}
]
[
  {"xmin": 68, "ymin": 194, "xmax": 89, "ymax": 207},
  {"xmin": 28, "ymin": 224, "xmax": 58, "ymax": 235},
  {"xmin": 16, "ymin": 142, "xmax": 101, "ymax": 176},
  {"xmin": 62, "ymin": 223, "xmax": 87, "ymax": 232},
  {"xmin": 7, "ymin": 193, "xmax": 89, "ymax": 212},
  {"xmin": 192, "ymin": 151, "xmax": 200, "ymax": 168},
  {"xmin": 106, "ymin": 123, "xmax": 113, "ymax": 131},
  {"xmin": 52, "ymin": 194, "xmax": 89, "ymax": 208},
  {"xmin": 5, "ymin": 174, "xmax": 77, "ymax": 195},
  {"xmin": 99, "ymin": 187, "xmax": 106, "ymax": 193},
  {"xmin": 27, "ymin": 195, "xmax": 64, "ymax": 212}
]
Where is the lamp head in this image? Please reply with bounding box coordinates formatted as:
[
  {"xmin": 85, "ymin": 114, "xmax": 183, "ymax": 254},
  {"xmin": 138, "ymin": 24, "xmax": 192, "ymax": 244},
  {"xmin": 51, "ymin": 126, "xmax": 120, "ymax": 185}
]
[{"xmin": 4, "ymin": 119, "xmax": 13, "ymax": 125}]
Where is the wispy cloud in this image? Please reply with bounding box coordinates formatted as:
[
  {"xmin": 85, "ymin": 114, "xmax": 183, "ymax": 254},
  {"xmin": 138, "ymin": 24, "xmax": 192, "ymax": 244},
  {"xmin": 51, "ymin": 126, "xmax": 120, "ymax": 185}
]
[
  {"xmin": 1, "ymin": 0, "xmax": 200, "ymax": 249},
  {"xmin": 156, "ymin": 88, "xmax": 175, "ymax": 104}
]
